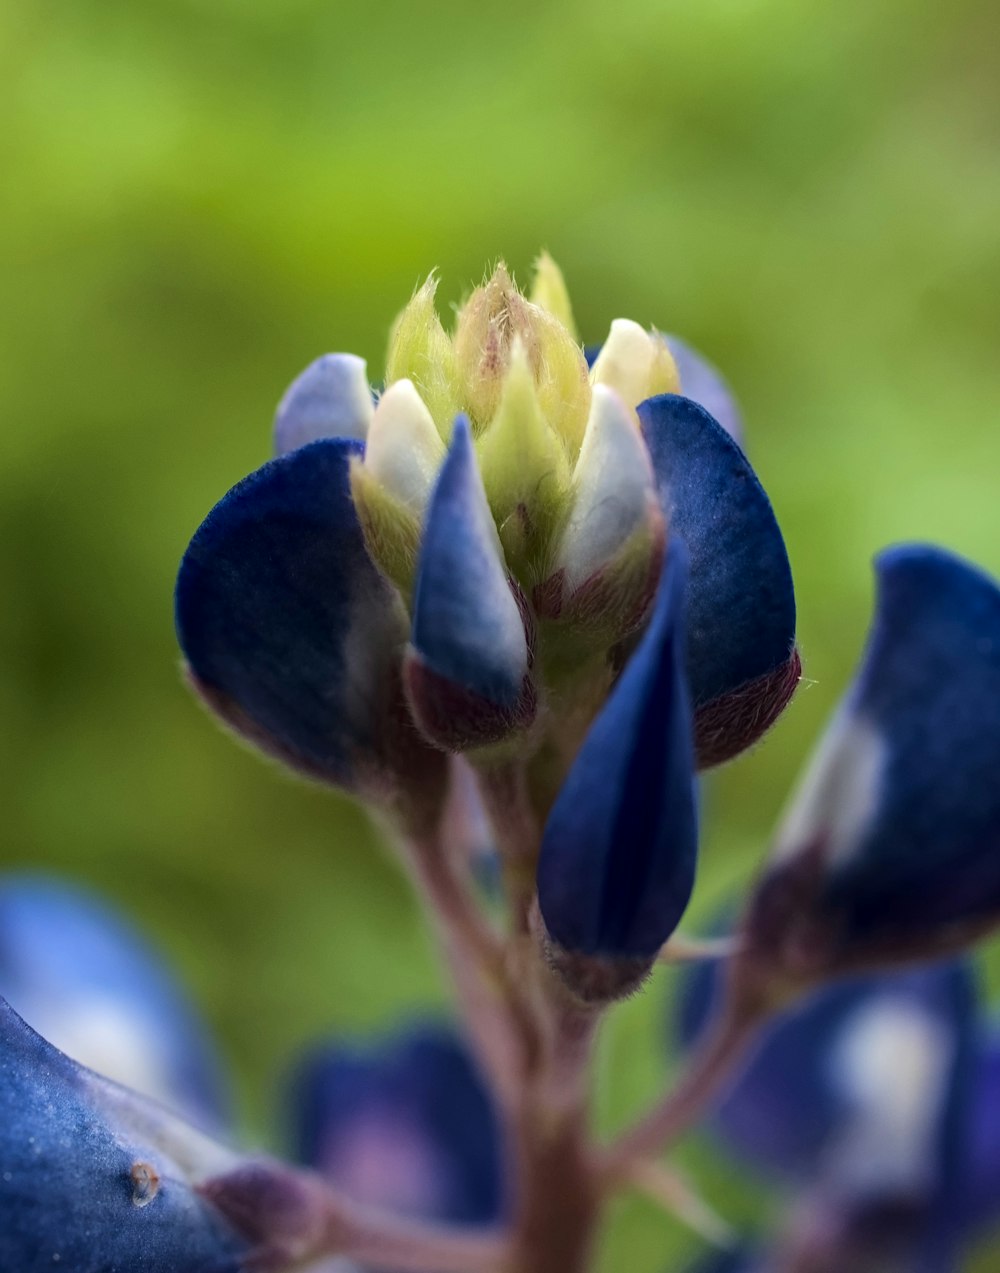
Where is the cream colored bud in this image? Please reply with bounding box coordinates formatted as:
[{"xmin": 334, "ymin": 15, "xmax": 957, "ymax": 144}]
[
  {"xmin": 365, "ymin": 380, "xmax": 445, "ymax": 512},
  {"xmin": 590, "ymin": 319, "xmax": 680, "ymax": 410},
  {"xmin": 557, "ymin": 385, "xmax": 657, "ymax": 593}
]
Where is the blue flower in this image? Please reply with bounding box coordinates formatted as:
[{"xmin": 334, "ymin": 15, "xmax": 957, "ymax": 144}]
[
  {"xmin": 175, "ymin": 259, "xmax": 797, "ymax": 830},
  {"xmin": 286, "ymin": 1020, "xmax": 504, "ymax": 1227},
  {"xmin": 676, "ymin": 939, "xmax": 979, "ymax": 1270},
  {"xmin": 0, "ymin": 995, "xmax": 249, "ymax": 1273},
  {"xmin": 0, "ymin": 873, "xmax": 229, "ymax": 1131},
  {"xmin": 745, "ymin": 544, "xmax": 1000, "ymax": 979}
]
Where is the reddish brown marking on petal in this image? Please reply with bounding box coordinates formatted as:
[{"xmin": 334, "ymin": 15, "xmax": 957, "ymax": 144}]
[
  {"xmin": 404, "ymin": 652, "xmax": 537, "ymax": 753},
  {"xmin": 694, "ymin": 647, "xmax": 802, "ymax": 770}
]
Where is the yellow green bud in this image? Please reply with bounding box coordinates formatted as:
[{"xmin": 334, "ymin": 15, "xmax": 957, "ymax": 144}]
[
  {"xmin": 528, "ymin": 251, "xmax": 579, "ymax": 342},
  {"xmin": 477, "ymin": 339, "xmax": 572, "ymax": 586},
  {"xmin": 453, "ymin": 264, "xmax": 591, "ymax": 453},
  {"xmin": 385, "ymin": 276, "xmax": 460, "ymax": 436}
]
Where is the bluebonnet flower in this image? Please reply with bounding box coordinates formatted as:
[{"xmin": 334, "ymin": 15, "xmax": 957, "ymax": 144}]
[
  {"xmin": 676, "ymin": 940, "xmax": 980, "ymax": 1271},
  {"xmin": 0, "ymin": 874, "xmax": 257, "ymax": 1272},
  {"xmin": 176, "ymin": 259, "xmax": 796, "ymax": 792},
  {"xmin": 287, "ymin": 1021, "xmax": 504, "ymax": 1228},
  {"xmin": 0, "ymin": 995, "xmax": 250, "ymax": 1273},
  {"xmin": 175, "ymin": 257, "xmax": 798, "ymax": 992},
  {"xmin": 740, "ymin": 545, "xmax": 1000, "ymax": 986},
  {"xmin": 0, "ymin": 873, "xmax": 229, "ymax": 1130}
]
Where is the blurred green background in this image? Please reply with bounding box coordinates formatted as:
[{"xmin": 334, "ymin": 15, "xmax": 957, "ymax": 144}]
[{"xmin": 2, "ymin": 0, "xmax": 999, "ymax": 1267}]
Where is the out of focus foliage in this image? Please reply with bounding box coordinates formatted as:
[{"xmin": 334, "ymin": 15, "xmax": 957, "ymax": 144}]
[{"xmin": 1, "ymin": 1, "xmax": 998, "ymax": 1268}]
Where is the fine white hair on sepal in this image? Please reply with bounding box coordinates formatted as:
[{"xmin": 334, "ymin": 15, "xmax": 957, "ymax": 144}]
[
  {"xmin": 770, "ymin": 711, "xmax": 886, "ymax": 869},
  {"xmin": 364, "ymin": 379, "xmax": 445, "ymax": 511},
  {"xmin": 557, "ymin": 385, "xmax": 656, "ymax": 594}
]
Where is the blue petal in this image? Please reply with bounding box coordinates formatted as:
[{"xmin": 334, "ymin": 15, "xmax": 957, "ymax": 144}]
[
  {"xmin": 176, "ymin": 439, "xmax": 417, "ymax": 789},
  {"xmin": 662, "ymin": 334, "xmax": 744, "ymax": 446},
  {"xmin": 637, "ymin": 394, "xmax": 796, "ymax": 713},
  {"xmin": 832, "ymin": 546, "xmax": 1000, "ymax": 935},
  {"xmin": 411, "ymin": 417, "xmax": 530, "ymax": 709},
  {"xmin": 286, "ymin": 1021, "xmax": 504, "ymax": 1226},
  {"xmin": 0, "ymin": 874, "xmax": 228, "ymax": 1132},
  {"xmin": 802, "ymin": 546, "xmax": 1000, "ymax": 952},
  {"xmin": 0, "ymin": 998, "xmax": 248, "ymax": 1273},
  {"xmin": 537, "ymin": 542, "xmax": 697, "ymax": 958},
  {"xmin": 683, "ymin": 1248, "xmax": 759, "ymax": 1273},
  {"xmin": 677, "ymin": 945, "xmax": 976, "ymax": 1191},
  {"xmin": 961, "ymin": 1026, "xmax": 1000, "ymax": 1234},
  {"xmin": 273, "ymin": 354, "xmax": 373, "ymax": 455}
]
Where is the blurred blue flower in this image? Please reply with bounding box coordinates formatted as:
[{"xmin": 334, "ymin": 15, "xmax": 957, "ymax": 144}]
[
  {"xmin": 676, "ymin": 943, "xmax": 979, "ymax": 1270},
  {"xmin": 0, "ymin": 873, "xmax": 229, "ymax": 1131},
  {"xmin": 286, "ymin": 1021, "xmax": 504, "ymax": 1228},
  {"xmin": 0, "ymin": 995, "xmax": 249, "ymax": 1273}
]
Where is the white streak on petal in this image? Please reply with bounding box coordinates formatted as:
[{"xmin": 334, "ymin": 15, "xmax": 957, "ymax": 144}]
[
  {"xmin": 85, "ymin": 1070, "xmax": 239, "ymax": 1182},
  {"xmin": 365, "ymin": 380, "xmax": 445, "ymax": 511},
  {"xmin": 771, "ymin": 713, "xmax": 886, "ymax": 868},
  {"xmin": 828, "ymin": 997, "xmax": 952, "ymax": 1194},
  {"xmin": 557, "ymin": 385, "xmax": 655, "ymax": 593},
  {"xmin": 22, "ymin": 997, "xmax": 178, "ymax": 1114}
]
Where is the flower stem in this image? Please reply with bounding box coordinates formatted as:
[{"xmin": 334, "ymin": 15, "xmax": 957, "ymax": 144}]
[{"xmin": 599, "ymin": 995, "xmax": 767, "ymax": 1179}]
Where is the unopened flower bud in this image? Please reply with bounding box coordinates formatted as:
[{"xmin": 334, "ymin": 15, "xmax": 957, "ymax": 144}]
[
  {"xmin": 590, "ymin": 318, "xmax": 680, "ymax": 410},
  {"xmin": 273, "ymin": 353, "xmax": 374, "ymax": 455},
  {"xmin": 453, "ymin": 264, "xmax": 590, "ymax": 451},
  {"xmin": 536, "ymin": 385, "xmax": 664, "ymax": 643},
  {"xmin": 477, "ymin": 338, "xmax": 571, "ymax": 584},
  {"xmin": 349, "ymin": 379, "xmax": 445, "ymax": 592},
  {"xmin": 385, "ymin": 276, "xmax": 460, "ymax": 433},
  {"xmin": 528, "ymin": 251, "xmax": 579, "ymax": 341},
  {"xmin": 537, "ymin": 545, "xmax": 696, "ymax": 1002},
  {"xmin": 406, "ymin": 418, "xmax": 536, "ymax": 753}
]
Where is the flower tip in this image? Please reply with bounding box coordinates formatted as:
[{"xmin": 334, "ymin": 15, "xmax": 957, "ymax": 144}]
[
  {"xmin": 408, "ymin": 416, "xmax": 536, "ymax": 750},
  {"xmin": 536, "ymin": 541, "xmax": 697, "ymax": 981},
  {"xmin": 273, "ymin": 353, "xmax": 374, "ymax": 455}
]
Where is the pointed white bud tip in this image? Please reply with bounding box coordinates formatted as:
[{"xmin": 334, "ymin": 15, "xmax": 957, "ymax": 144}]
[
  {"xmin": 557, "ymin": 385, "xmax": 657, "ymax": 592},
  {"xmin": 364, "ymin": 380, "xmax": 446, "ymax": 511},
  {"xmin": 590, "ymin": 319, "xmax": 679, "ymax": 410}
]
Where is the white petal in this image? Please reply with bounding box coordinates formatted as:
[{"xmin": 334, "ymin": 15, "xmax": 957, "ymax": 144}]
[
  {"xmin": 557, "ymin": 385, "xmax": 656, "ymax": 592},
  {"xmin": 365, "ymin": 379, "xmax": 445, "ymax": 511}
]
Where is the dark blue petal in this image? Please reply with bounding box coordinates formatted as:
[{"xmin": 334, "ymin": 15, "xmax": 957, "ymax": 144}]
[
  {"xmin": 662, "ymin": 335, "xmax": 744, "ymax": 446},
  {"xmin": 411, "ymin": 417, "xmax": 530, "ymax": 710},
  {"xmin": 0, "ymin": 997, "xmax": 248, "ymax": 1273},
  {"xmin": 677, "ymin": 945, "xmax": 976, "ymax": 1193},
  {"xmin": 636, "ymin": 395, "xmax": 796, "ymax": 715},
  {"xmin": 0, "ymin": 874, "xmax": 228, "ymax": 1132},
  {"xmin": 537, "ymin": 542, "xmax": 697, "ymax": 959},
  {"xmin": 286, "ymin": 1021, "xmax": 504, "ymax": 1227},
  {"xmin": 176, "ymin": 439, "xmax": 421, "ymax": 791},
  {"xmin": 273, "ymin": 354, "xmax": 373, "ymax": 456},
  {"xmin": 959, "ymin": 1027, "xmax": 1000, "ymax": 1234},
  {"xmin": 682, "ymin": 1247, "xmax": 759, "ymax": 1273}
]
